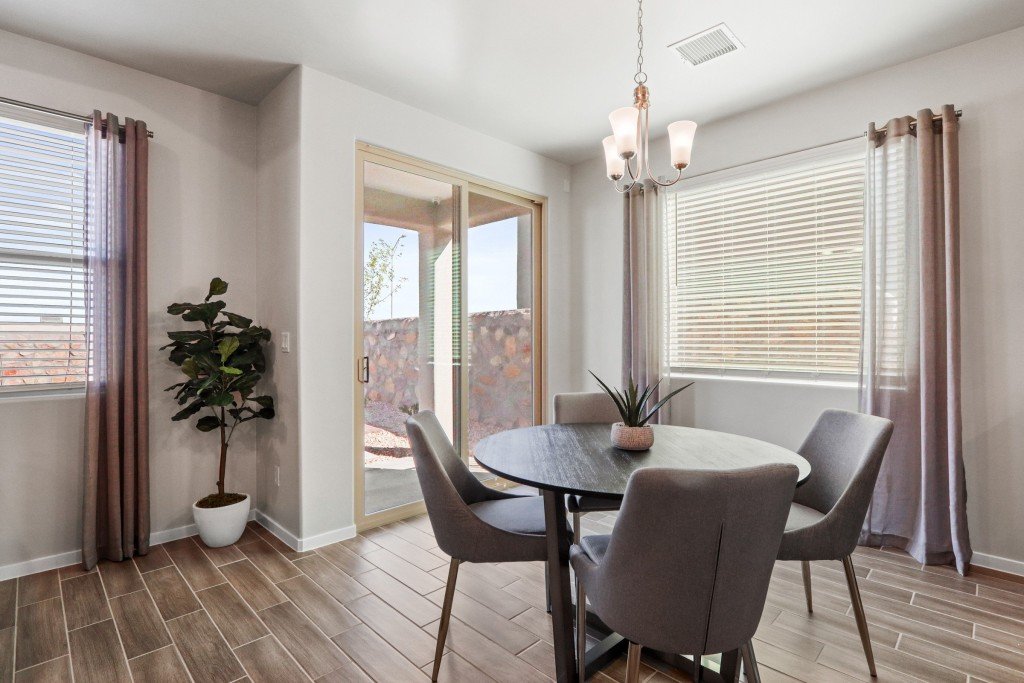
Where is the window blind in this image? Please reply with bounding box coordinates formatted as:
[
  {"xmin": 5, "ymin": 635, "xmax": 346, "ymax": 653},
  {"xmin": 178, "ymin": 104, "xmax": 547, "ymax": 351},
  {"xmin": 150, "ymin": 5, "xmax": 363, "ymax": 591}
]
[
  {"xmin": 0, "ymin": 104, "xmax": 87, "ymax": 391},
  {"xmin": 664, "ymin": 142, "xmax": 865, "ymax": 380}
]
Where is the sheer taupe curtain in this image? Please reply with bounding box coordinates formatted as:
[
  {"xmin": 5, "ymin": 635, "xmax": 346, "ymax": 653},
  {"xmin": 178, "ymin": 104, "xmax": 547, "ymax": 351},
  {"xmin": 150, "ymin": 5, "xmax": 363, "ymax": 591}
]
[
  {"xmin": 858, "ymin": 105, "xmax": 971, "ymax": 574},
  {"xmin": 82, "ymin": 111, "xmax": 150, "ymax": 569},
  {"xmin": 623, "ymin": 181, "xmax": 670, "ymax": 421}
]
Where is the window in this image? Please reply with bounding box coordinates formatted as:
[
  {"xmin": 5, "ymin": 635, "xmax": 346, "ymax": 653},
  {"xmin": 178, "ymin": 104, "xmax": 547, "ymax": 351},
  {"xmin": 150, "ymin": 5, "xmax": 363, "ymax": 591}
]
[
  {"xmin": 0, "ymin": 103, "xmax": 86, "ymax": 391},
  {"xmin": 663, "ymin": 140, "xmax": 865, "ymax": 382}
]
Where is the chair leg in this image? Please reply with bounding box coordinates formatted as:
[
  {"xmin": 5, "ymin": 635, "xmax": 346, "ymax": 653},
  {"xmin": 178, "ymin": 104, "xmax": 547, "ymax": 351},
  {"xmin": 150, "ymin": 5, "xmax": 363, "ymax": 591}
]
[
  {"xmin": 432, "ymin": 558, "xmax": 460, "ymax": 682},
  {"xmin": 573, "ymin": 511, "xmax": 581, "ymax": 544},
  {"xmin": 740, "ymin": 641, "xmax": 761, "ymax": 683},
  {"xmin": 842, "ymin": 555, "xmax": 877, "ymax": 677},
  {"xmin": 625, "ymin": 642, "xmax": 642, "ymax": 683},
  {"xmin": 801, "ymin": 560, "xmax": 813, "ymax": 613},
  {"xmin": 576, "ymin": 574, "xmax": 587, "ymax": 682}
]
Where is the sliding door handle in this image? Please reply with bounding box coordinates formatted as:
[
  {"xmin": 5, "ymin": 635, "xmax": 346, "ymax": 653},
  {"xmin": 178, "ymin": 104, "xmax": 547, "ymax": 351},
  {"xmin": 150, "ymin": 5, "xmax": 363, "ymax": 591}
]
[{"xmin": 358, "ymin": 356, "xmax": 370, "ymax": 383}]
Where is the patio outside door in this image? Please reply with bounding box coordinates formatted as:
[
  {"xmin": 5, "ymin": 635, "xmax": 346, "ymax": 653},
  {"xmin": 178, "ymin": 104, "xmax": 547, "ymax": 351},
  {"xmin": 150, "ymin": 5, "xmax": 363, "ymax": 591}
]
[{"xmin": 355, "ymin": 146, "xmax": 543, "ymax": 530}]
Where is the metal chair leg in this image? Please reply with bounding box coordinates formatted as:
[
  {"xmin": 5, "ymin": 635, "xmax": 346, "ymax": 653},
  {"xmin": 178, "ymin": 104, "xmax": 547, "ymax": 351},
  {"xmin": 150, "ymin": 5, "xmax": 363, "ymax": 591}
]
[
  {"xmin": 576, "ymin": 574, "xmax": 587, "ymax": 682},
  {"xmin": 740, "ymin": 641, "xmax": 761, "ymax": 683},
  {"xmin": 432, "ymin": 558, "xmax": 460, "ymax": 682},
  {"xmin": 842, "ymin": 555, "xmax": 877, "ymax": 677},
  {"xmin": 801, "ymin": 560, "xmax": 813, "ymax": 613},
  {"xmin": 625, "ymin": 642, "xmax": 642, "ymax": 683}
]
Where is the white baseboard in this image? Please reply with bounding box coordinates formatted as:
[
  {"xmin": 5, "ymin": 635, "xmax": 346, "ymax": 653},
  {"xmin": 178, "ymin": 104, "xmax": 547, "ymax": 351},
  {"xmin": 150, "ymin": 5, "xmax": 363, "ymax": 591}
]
[
  {"xmin": 0, "ymin": 509, "xmax": 258, "ymax": 581},
  {"xmin": 0, "ymin": 549, "xmax": 82, "ymax": 582},
  {"xmin": 296, "ymin": 524, "xmax": 357, "ymax": 552},
  {"xmin": 251, "ymin": 510, "xmax": 356, "ymax": 552},
  {"xmin": 970, "ymin": 551, "xmax": 1024, "ymax": 577}
]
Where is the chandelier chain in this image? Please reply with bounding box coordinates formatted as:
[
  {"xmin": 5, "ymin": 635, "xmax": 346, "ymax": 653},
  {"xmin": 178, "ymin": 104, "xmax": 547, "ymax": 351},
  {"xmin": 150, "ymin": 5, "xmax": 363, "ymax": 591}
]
[{"xmin": 634, "ymin": 0, "xmax": 647, "ymax": 84}]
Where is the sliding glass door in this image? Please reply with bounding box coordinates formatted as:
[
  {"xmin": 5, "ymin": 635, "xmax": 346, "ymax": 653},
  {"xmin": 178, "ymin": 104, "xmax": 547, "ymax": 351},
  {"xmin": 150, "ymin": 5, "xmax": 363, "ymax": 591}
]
[{"xmin": 354, "ymin": 147, "xmax": 543, "ymax": 529}]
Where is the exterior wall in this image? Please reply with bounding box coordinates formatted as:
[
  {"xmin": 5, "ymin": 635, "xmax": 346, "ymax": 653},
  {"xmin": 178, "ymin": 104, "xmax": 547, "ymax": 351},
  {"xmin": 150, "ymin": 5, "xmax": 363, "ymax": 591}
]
[{"xmin": 363, "ymin": 309, "xmax": 534, "ymax": 433}]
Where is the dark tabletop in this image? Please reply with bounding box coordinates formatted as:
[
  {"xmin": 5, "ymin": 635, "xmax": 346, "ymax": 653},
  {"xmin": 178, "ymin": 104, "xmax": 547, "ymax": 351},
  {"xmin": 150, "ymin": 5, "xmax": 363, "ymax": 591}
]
[{"xmin": 475, "ymin": 423, "xmax": 811, "ymax": 498}]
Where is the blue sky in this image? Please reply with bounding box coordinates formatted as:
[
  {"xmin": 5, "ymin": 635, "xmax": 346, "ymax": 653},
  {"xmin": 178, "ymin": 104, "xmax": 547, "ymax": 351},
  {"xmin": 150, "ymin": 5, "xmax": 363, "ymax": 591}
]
[{"xmin": 363, "ymin": 217, "xmax": 524, "ymax": 320}]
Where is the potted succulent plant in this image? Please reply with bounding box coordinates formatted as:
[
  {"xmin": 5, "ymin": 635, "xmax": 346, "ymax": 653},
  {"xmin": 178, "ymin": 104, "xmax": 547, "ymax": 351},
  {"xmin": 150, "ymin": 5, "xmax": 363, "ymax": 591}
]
[
  {"xmin": 589, "ymin": 371, "xmax": 692, "ymax": 451},
  {"xmin": 164, "ymin": 278, "xmax": 275, "ymax": 547}
]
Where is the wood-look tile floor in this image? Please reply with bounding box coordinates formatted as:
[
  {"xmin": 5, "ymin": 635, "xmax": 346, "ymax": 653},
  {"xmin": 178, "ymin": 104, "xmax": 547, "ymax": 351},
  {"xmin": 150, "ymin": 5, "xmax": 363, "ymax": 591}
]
[{"xmin": 4, "ymin": 512, "xmax": 1024, "ymax": 682}]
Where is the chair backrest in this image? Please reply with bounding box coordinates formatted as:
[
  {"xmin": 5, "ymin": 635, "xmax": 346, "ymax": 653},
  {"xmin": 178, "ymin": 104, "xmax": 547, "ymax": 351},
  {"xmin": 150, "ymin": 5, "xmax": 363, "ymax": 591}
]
[
  {"xmin": 582, "ymin": 465, "xmax": 798, "ymax": 655},
  {"xmin": 405, "ymin": 411, "xmax": 496, "ymax": 556},
  {"xmin": 792, "ymin": 409, "xmax": 894, "ymax": 546},
  {"xmin": 553, "ymin": 392, "xmax": 621, "ymax": 424}
]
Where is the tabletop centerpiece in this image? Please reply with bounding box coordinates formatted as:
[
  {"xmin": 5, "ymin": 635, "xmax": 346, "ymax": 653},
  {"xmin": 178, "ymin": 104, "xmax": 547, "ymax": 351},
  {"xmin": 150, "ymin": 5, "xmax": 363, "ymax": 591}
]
[{"xmin": 589, "ymin": 371, "xmax": 692, "ymax": 451}]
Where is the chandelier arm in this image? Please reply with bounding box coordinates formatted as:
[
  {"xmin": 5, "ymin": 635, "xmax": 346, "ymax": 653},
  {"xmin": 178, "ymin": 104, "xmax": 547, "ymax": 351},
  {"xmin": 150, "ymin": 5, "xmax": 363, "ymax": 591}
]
[
  {"xmin": 640, "ymin": 107, "xmax": 683, "ymax": 187},
  {"xmin": 647, "ymin": 166, "xmax": 684, "ymax": 188}
]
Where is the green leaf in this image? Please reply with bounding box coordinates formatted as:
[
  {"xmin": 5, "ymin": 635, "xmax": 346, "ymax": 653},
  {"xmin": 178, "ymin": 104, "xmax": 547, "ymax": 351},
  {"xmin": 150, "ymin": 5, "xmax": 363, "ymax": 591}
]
[
  {"xmin": 196, "ymin": 415, "xmax": 222, "ymax": 432},
  {"xmin": 164, "ymin": 382, "xmax": 185, "ymax": 392},
  {"xmin": 172, "ymin": 400, "xmax": 204, "ymax": 421},
  {"xmin": 222, "ymin": 311, "xmax": 253, "ymax": 329},
  {"xmin": 588, "ymin": 370, "xmax": 629, "ymax": 424},
  {"xmin": 219, "ymin": 366, "xmax": 242, "ymax": 375},
  {"xmin": 638, "ymin": 382, "xmax": 694, "ymax": 426},
  {"xmin": 252, "ymin": 395, "xmax": 274, "ymax": 409},
  {"xmin": 166, "ymin": 302, "xmax": 193, "ymax": 315},
  {"xmin": 180, "ymin": 358, "xmax": 199, "ymax": 380},
  {"xmin": 167, "ymin": 330, "xmax": 205, "ymax": 342},
  {"xmin": 182, "ymin": 300, "xmax": 226, "ymax": 324},
  {"xmin": 206, "ymin": 393, "xmax": 234, "ymax": 407},
  {"xmin": 206, "ymin": 277, "xmax": 228, "ymax": 301},
  {"xmin": 218, "ymin": 337, "xmax": 239, "ymax": 362}
]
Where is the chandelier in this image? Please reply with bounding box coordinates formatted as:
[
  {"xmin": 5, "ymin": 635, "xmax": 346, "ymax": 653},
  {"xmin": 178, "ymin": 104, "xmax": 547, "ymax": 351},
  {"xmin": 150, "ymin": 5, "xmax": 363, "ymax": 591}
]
[{"xmin": 603, "ymin": 0, "xmax": 697, "ymax": 192}]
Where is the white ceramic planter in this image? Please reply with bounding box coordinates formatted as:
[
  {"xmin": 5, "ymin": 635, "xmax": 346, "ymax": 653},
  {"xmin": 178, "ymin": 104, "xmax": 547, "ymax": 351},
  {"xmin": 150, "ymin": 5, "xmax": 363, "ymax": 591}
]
[
  {"xmin": 193, "ymin": 493, "xmax": 250, "ymax": 547},
  {"xmin": 610, "ymin": 423, "xmax": 654, "ymax": 451}
]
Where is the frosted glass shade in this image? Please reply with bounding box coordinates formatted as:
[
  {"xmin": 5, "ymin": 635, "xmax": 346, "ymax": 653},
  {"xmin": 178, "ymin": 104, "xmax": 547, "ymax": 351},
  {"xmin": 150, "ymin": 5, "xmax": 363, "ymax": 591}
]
[
  {"xmin": 602, "ymin": 136, "xmax": 625, "ymax": 179},
  {"xmin": 667, "ymin": 120, "xmax": 697, "ymax": 168},
  {"xmin": 609, "ymin": 107, "xmax": 639, "ymax": 158}
]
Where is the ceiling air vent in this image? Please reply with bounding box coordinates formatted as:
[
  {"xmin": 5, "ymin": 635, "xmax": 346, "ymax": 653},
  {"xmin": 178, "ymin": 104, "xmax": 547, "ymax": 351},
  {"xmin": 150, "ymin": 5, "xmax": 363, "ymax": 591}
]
[{"xmin": 669, "ymin": 23, "xmax": 743, "ymax": 66}]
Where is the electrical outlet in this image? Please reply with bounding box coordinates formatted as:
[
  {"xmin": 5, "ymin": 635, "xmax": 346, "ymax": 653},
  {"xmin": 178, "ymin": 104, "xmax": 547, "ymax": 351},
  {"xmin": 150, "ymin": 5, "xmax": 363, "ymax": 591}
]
[
  {"xmin": 274, "ymin": 465, "xmax": 280, "ymax": 487},
  {"xmin": 281, "ymin": 332, "xmax": 291, "ymax": 353}
]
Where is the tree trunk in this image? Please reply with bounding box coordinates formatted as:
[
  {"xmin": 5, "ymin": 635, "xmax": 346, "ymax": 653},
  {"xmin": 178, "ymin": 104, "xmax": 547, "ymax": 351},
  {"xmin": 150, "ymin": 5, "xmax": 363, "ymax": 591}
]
[{"xmin": 217, "ymin": 408, "xmax": 227, "ymax": 496}]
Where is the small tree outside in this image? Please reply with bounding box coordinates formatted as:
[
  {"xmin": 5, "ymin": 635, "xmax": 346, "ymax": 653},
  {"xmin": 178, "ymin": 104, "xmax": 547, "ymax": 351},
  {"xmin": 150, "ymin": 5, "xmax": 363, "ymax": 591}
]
[{"xmin": 364, "ymin": 234, "xmax": 408, "ymax": 319}]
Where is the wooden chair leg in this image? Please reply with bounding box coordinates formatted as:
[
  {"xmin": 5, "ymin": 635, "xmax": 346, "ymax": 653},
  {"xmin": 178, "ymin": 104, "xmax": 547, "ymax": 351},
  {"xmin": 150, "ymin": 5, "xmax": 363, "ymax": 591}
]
[
  {"xmin": 625, "ymin": 642, "xmax": 642, "ymax": 683},
  {"xmin": 740, "ymin": 641, "xmax": 761, "ymax": 683},
  {"xmin": 432, "ymin": 558, "xmax": 460, "ymax": 682},
  {"xmin": 573, "ymin": 511, "xmax": 581, "ymax": 544},
  {"xmin": 842, "ymin": 555, "xmax": 877, "ymax": 677},
  {"xmin": 801, "ymin": 560, "xmax": 813, "ymax": 613}
]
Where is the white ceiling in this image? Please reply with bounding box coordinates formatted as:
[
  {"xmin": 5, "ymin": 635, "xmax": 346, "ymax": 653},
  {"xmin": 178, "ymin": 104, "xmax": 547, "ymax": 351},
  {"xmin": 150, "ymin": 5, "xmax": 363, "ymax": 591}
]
[{"xmin": 1, "ymin": 0, "xmax": 1022, "ymax": 165}]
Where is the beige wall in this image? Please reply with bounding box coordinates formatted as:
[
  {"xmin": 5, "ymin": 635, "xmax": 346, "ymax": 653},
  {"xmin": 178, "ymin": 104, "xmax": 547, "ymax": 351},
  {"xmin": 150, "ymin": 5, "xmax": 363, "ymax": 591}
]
[
  {"xmin": 253, "ymin": 70, "xmax": 303, "ymax": 536},
  {"xmin": 569, "ymin": 26, "xmax": 1024, "ymax": 571},
  {"xmin": 291, "ymin": 66, "xmax": 573, "ymax": 542},
  {"xmin": 0, "ymin": 29, "xmax": 260, "ymax": 572}
]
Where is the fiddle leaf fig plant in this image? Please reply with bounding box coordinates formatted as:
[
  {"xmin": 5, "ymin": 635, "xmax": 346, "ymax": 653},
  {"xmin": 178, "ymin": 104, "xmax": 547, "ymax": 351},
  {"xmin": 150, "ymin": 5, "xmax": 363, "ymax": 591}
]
[
  {"xmin": 163, "ymin": 277, "xmax": 275, "ymax": 508},
  {"xmin": 589, "ymin": 370, "xmax": 693, "ymax": 427}
]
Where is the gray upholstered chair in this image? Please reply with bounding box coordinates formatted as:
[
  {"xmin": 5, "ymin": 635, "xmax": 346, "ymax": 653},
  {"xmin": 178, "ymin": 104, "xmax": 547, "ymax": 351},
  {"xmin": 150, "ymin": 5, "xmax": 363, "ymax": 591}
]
[
  {"xmin": 571, "ymin": 465, "xmax": 799, "ymax": 683},
  {"xmin": 407, "ymin": 411, "xmax": 548, "ymax": 681},
  {"xmin": 553, "ymin": 392, "xmax": 624, "ymax": 543},
  {"xmin": 778, "ymin": 409, "xmax": 894, "ymax": 677}
]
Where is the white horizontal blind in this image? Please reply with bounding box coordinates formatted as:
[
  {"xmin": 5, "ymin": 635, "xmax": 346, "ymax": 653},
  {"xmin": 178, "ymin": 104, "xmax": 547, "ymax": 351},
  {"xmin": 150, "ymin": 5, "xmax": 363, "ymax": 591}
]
[
  {"xmin": 0, "ymin": 104, "xmax": 87, "ymax": 391},
  {"xmin": 664, "ymin": 142, "xmax": 865, "ymax": 380}
]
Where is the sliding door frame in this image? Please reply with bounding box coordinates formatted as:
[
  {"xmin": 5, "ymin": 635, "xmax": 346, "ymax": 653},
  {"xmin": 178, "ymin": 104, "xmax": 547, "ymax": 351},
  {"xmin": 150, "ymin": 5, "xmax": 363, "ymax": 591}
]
[{"xmin": 353, "ymin": 143, "xmax": 547, "ymax": 532}]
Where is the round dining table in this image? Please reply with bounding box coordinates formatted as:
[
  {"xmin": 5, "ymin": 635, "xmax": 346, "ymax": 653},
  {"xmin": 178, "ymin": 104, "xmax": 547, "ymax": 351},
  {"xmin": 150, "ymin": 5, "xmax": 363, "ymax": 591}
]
[{"xmin": 475, "ymin": 422, "xmax": 812, "ymax": 683}]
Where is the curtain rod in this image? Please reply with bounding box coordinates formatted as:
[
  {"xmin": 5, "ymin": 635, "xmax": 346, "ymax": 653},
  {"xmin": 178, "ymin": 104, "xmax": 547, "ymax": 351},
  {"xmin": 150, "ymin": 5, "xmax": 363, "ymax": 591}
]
[
  {"xmin": 872, "ymin": 108, "xmax": 962, "ymax": 135},
  {"xmin": 0, "ymin": 95, "xmax": 156, "ymax": 139},
  {"xmin": 679, "ymin": 108, "xmax": 963, "ymax": 182}
]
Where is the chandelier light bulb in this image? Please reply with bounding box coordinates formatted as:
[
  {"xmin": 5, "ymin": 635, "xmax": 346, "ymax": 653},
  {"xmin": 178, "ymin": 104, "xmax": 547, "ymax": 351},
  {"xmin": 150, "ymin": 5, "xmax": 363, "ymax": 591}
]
[
  {"xmin": 602, "ymin": 136, "xmax": 626, "ymax": 180},
  {"xmin": 608, "ymin": 107, "xmax": 639, "ymax": 159},
  {"xmin": 667, "ymin": 121, "xmax": 698, "ymax": 169}
]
